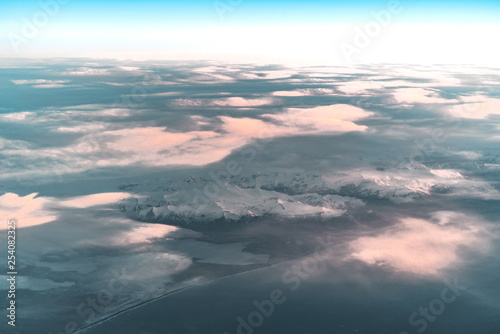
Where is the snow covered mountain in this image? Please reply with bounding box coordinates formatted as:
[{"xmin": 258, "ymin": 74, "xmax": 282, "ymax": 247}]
[{"xmin": 118, "ymin": 165, "xmax": 499, "ymax": 224}]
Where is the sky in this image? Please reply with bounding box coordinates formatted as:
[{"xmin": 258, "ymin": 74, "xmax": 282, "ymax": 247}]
[{"xmin": 1, "ymin": 0, "xmax": 500, "ymax": 65}]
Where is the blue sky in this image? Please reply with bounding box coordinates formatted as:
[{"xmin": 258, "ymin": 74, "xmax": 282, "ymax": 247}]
[
  {"xmin": 2, "ymin": 0, "xmax": 500, "ymax": 24},
  {"xmin": 1, "ymin": 0, "xmax": 500, "ymax": 64}
]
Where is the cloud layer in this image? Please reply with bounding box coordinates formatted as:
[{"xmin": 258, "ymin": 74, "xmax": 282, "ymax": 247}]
[{"xmin": 349, "ymin": 212, "xmax": 492, "ymax": 276}]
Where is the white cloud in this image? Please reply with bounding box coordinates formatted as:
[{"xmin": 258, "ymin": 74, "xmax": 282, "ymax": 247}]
[
  {"xmin": 0, "ymin": 193, "xmax": 57, "ymax": 229},
  {"xmin": 11, "ymin": 79, "xmax": 72, "ymax": 88},
  {"xmin": 118, "ymin": 224, "xmax": 178, "ymax": 245},
  {"xmin": 349, "ymin": 213, "xmax": 491, "ymax": 276},
  {"xmin": 0, "ymin": 106, "xmax": 130, "ymax": 125},
  {"xmin": 388, "ymin": 67, "xmax": 462, "ymax": 86},
  {"xmin": 272, "ymin": 104, "xmax": 372, "ymax": 123},
  {"xmin": 0, "ymin": 192, "xmax": 135, "ymax": 229},
  {"xmin": 0, "ymin": 112, "xmax": 37, "ymax": 122},
  {"xmin": 336, "ymin": 80, "xmax": 447, "ymax": 95},
  {"xmin": 0, "ymin": 104, "xmax": 373, "ymax": 178},
  {"xmin": 182, "ymin": 73, "xmax": 235, "ymax": 83},
  {"xmin": 172, "ymin": 96, "xmax": 280, "ymax": 107},
  {"xmin": 429, "ymin": 169, "xmax": 463, "ymax": 179},
  {"xmin": 11, "ymin": 79, "xmax": 69, "ymax": 85},
  {"xmin": 454, "ymin": 151, "xmax": 483, "ymax": 160},
  {"xmin": 448, "ymin": 96, "xmax": 500, "ymax": 119},
  {"xmin": 59, "ymin": 66, "xmax": 152, "ymax": 77},
  {"xmin": 60, "ymin": 67, "xmax": 112, "ymax": 76},
  {"xmin": 236, "ymin": 70, "xmax": 296, "ymax": 80},
  {"xmin": 219, "ymin": 104, "xmax": 371, "ymax": 148},
  {"xmin": 391, "ymin": 88, "xmax": 456, "ymax": 105},
  {"xmin": 334, "ymin": 67, "xmax": 464, "ymax": 96},
  {"xmin": 32, "ymin": 84, "xmax": 70, "ymax": 88},
  {"xmin": 54, "ymin": 124, "xmax": 108, "ymax": 133},
  {"xmin": 336, "ymin": 81, "xmax": 387, "ymax": 94},
  {"xmin": 272, "ymin": 90, "xmax": 307, "ymax": 97},
  {"xmin": 59, "ymin": 192, "xmax": 134, "ymax": 208},
  {"xmin": 272, "ymin": 88, "xmax": 336, "ymax": 96}
]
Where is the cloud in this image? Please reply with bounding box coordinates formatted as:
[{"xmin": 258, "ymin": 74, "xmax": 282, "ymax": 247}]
[
  {"xmin": 391, "ymin": 88, "xmax": 456, "ymax": 105},
  {"xmin": 336, "ymin": 81, "xmax": 388, "ymax": 94},
  {"xmin": 448, "ymin": 96, "xmax": 500, "ymax": 119},
  {"xmin": 388, "ymin": 67, "xmax": 462, "ymax": 86},
  {"xmin": 219, "ymin": 104, "xmax": 371, "ymax": 152},
  {"xmin": 301, "ymin": 66, "xmax": 376, "ymax": 75},
  {"xmin": 176, "ymin": 68, "xmax": 297, "ymax": 83},
  {"xmin": 270, "ymin": 104, "xmax": 372, "ymax": 123},
  {"xmin": 11, "ymin": 79, "xmax": 70, "ymax": 85},
  {"xmin": 454, "ymin": 151, "xmax": 483, "ymax": 160},
  {"xmin": 348, "ymin": 212, "xmax": 491, "ymax": 276},
  {"xmin": 271, "ymin": 88, "xmax": 336, "ymax": 96},
  {"xmin": 123, "ymin": 252, "xmax": 192, "ymax": 281},
  {"xmin": 93, "ymin": 127, "xmax": 224, "ymax": 166},
  {"xmin": 65, "ymin": 214, "xmax": 185, "ymax": 246},
  {"xmin": 11, "ymin": 79, "xmax": 72, "ymax": 88},
  {"xmin": 60, "ymin": 67, "xmax": 113, "ymax": 76},
  {"xmin": 385, "ymin": 84, "xmax": 500, "ymax": 118},
  {"xmin": 54, "ymin": 124, "xmax": 108, "ymax": 133},
  {"xmin": 59, "ymin": 192, "xmax": 134, "ymax": 208},
  {"xmin": 0, "ymin": 112, "xmax": 38, "ymax": 122},
  {"xmin": 0, "ymin": 106, "xmax": 130, "ymax": 125},
  {"xmin": 58, "ymin": 66, "xmax": 152, "ymax": 77},
  {"xmin": 335, "ymin": 67, "xmax": 463, "ymax": 95},
  {"xmin": 218, "ymin": 104, "xmax": 371, "ymax": 142},
  {"xmin": 272, "ymin": 90, "xmax": 307, "ymax": 96},
  {"xmin": 117, "ymin": 224, "xmax": 178, "ymax": 245},
  {"xmin": 0, "ymin": 103, "xmax": 373, "ymax": 179},
  {"xmin": 220, "ymin": 117, "xmax": 275, "ymax": 138},
  {"xmin": 181, "ymin": 73, "xmax": 235, "ymax": 83},
  {"xmin": 0, "ymin": 192, "xmax": 134, "ymax": 229},
  {"xmin": 218, "ymin": 104, "xmax": 370, "ymax": 141},
  {"xmin": 117, "ymin": 66, "xmax": 141, "ymax": 71},
  {"xmin": 106, "ymin": 128, "xmax": 215, "ymax": 154},
  {"xmin": 172, "ymin": 96, "xmax": 280, "ymax": 107},
  {"xmin": 429, "ymin": 169, "xmax": 463, "ymax": 179},
  {"xmin": 336, "ymin": 80, "xmax": 437, "ymax": 95},
  {"xmin": 0, "ymin": 193, "xmax": 57, "ymax": 229},
  {"xmin": 32, "ymin": 84, "xmax": 70, "ymax": 88},
  {"xmin": 236, "ymin": 70, "xmax": 297, "ymax": 80}
]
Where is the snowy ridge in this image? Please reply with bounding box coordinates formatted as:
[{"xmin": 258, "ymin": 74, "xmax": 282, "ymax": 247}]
[{"xmin": 118, "ymin": 166, "xmax": 499, "ymax": 224}]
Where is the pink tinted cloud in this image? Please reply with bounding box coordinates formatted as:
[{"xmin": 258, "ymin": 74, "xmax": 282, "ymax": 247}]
[
  {"xmin": 85, "ymin": 105, "xmax": 371, "ymax": 167},
  {"xmin": 0, "ymin": 192, "xmax": 135, "ymax": 229},
  {"xmin": 449, "ymin": 97, "xmax": 500, "ymax": 119},
  {"xmin": 263, "ymin": 104, "xmax": 372, "ymax": 133},
  {"xmin": 59, "ymin": 192, "xmax": 134, "ymax": 208},
  {"xmin": 348, "ymin": 214, "xmax": 491, "ymax": 276},
  {"xmin": 173, "ymin": 97, "xmax": 279, "ymax": 107},
  {"xmin": 1, "ymin": 104, "xmax": 374, "ymax": 178},
  {"xmin": 117, "ymin": 224, "xmax": 178, "ymax": 245},
  {"xmin": 0, "ymin": 193, "xmax": 56, "ymax": 229},
  {"xmin": 391, "ymin": 88, "xmax": 456, "ymax": 105},
  {"xmin": 105, "ymin": 127, "xmax": 218, "ymax": 154}
]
